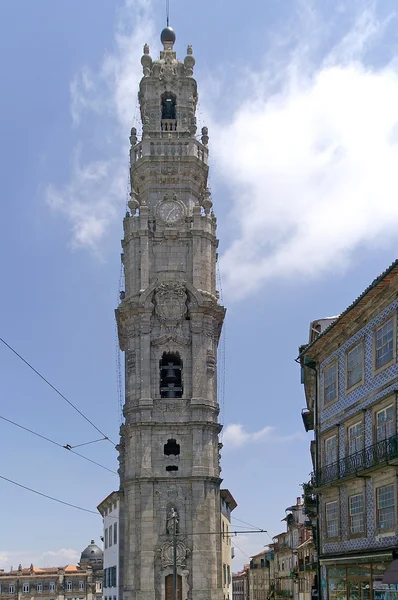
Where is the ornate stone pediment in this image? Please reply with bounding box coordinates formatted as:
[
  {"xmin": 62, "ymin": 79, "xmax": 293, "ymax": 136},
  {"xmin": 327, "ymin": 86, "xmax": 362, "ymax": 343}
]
[
  {"xmin": 152, "ymin": 281, "xmax": 190, "ymax": 346},
  {"xmin": 155, "ymin": 282, "xmax": 187, "ymax": 323}
]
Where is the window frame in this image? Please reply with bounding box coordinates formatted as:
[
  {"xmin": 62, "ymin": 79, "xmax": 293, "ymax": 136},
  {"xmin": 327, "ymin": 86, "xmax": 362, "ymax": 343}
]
[
  {"xmin": 345, "ymin": 341, "xmax": 364, "ymax": 392},
  {"xmin": 323, "ymin": 361, "xmax": 338, "ymax": 406},
  {"xmin": 105, "ymin": 527, "xmax": 108, "ymax": 549},
  {"xmin": 376, "ymin": 483, "xmax": 396, "ymax": 531},
  {"xmin": 324, "ymin": 434, "xmax": 338, "ymax": 466},
  {"xmin": 325, "ymin": 499, "xmax": 339, "ymax": 539},
  {"xmin": 348, "ymin": 492, "xmax": 365, "ymax": 536},
  {"xmin": 37, "ymin": 583, "xmax": 43, "ymax": 593},
  {"xmin": 22, "ymin": 584, "xmax": 29, "ymax": 594},
  {"xmin": 373, "ymin": 315, "xmax": 396, "ymax": 375},
  {"xmin": 66, "ymin": 582, "xmax": 72, "ymax": 592},
  {"xmin": 9, "ymin": 585, "xmax": 15, "ymax": 594},
  {"xmin": 347, "ymin": 421, "xmax": 364, "ymax": 456},
  {"xmin": 49, "ymin": 582, "xmax": 55, "ymax": 593},
  {"xmin": 375, "ymin": 404, "xmax": 395, "ymax": 442},
  {"xmin": 79, "ymin": 582, "xmax": 84, "ymax": 592}
]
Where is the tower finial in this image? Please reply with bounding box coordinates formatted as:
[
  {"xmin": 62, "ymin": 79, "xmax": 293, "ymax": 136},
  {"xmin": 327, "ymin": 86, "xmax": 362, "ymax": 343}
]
[{"xmin": 166, "ymin": 0, "xmax": 170, "ymax": 27}]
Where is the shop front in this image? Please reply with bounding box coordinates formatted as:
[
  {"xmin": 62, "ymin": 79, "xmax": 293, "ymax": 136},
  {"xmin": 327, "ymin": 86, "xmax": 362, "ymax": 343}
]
[{"xmin": 323, "ymin": 556, "xmax": 398, "ymax": 600}]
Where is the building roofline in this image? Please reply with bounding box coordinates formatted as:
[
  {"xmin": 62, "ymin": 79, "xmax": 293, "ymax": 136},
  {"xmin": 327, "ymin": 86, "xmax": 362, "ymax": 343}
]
[
  {"xmin": 220, "ymin": 488, "xmax": 238, "ymax": 511},
  {"xmin": 97, "ymin": 490, "xmax": 121, "ymax": 514},
  {"xmin": 298, "ymin": 259, "xmax": 398, "ymax": 359}
]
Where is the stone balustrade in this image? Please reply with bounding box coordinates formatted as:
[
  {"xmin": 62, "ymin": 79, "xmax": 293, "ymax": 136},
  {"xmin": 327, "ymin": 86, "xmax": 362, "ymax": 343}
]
[{"xmin": 130, "ymin": 138, "xmax": 208, "ymax": 166}]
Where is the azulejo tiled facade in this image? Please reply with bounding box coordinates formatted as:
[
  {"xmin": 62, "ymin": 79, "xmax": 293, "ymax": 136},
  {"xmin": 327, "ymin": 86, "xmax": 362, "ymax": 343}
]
[{"xmin": 299, "ymin": 260, "xmax": 398, "ymax": 600}]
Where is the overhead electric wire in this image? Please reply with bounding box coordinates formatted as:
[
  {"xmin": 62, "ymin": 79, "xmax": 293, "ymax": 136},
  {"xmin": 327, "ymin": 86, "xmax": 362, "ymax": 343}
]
[
  {"xmin": 0, "ymin": 415, "xmax": 117, "ymax": 475},
  {"xmin": 0, "ymin": 474, "xmax": 100, "ymax": 515},
  {"xmin": 0, "ymin": 336, "xmax": 116, "ymax": 445},
  {"xmin": 232, "ymin": 516, "xmax": 266, "ymax": 531}
]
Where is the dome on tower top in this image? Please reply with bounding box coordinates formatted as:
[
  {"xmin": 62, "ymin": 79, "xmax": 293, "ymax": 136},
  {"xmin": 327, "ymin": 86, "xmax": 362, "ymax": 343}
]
[
  {"xmin": 161, "ymin": 26, "xmax": 176, "ymax": 45},
  {"xmin": 80, "ymin": 540, "xmax": 103, "ymax": 570}
]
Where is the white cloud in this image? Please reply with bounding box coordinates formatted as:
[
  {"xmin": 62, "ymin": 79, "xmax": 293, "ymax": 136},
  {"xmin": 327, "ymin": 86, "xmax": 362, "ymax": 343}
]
[
  {"xmin": 0, "ymin": 548, "xmax": 80, "ymax": 570},
  {"xmin": 44, "ymin": 0, "xmax": 156, "ymax": 251},
  {"xmin": 210, "ymin": 5, "xmax": 398, "ymax": 299},
  {"xmin": 222, "ymin": 423, "xmax": 304, "ymax": 449}
]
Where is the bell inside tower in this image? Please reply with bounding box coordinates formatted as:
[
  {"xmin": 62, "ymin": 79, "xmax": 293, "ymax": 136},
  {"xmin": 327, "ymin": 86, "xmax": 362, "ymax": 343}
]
[
  {"xmin": 161, "ymin": 92, "xmax": 177, "ymax": 131},
  {"xmin": 160, "ymin": 352, "xmax": 183, "ymax": 398}
]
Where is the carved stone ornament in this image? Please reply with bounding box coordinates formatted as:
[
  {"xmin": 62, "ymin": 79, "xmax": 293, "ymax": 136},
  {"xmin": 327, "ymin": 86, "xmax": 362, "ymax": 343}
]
[
  {"xmin": 206, "ymin": 350, "xmax": 216, "ymax": 375},
  {"xmin": 158, "ymin": 540, "xmax": 190, "ymax": 569},
  {"xmin": 126, "ymin": 350, "xmax": 136, "ymax": 374},
  {"xmin": 160, "ymin": 51, "xmax": 177, "ymax": 82},
  {"xmin": 155, "ymin": 282, "xmax": 187, "ymax": 324}
]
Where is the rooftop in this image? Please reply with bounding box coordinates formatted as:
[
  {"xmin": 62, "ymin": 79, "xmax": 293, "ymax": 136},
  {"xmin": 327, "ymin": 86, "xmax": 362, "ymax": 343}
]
[{"xmin": 299, "ymin": 259, "xmax": 398, "ymax": 358}]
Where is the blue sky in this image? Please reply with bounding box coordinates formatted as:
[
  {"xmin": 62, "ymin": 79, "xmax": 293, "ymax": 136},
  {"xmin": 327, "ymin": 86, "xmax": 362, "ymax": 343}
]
[{"xmin": 1, "ymin": 0, "xmax": 398, "ymax": 570}]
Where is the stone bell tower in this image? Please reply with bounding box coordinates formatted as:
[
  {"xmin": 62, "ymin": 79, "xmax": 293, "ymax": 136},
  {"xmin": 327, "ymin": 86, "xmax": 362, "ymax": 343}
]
[{"xmin": 116, "ymin": 26, "xmax": 225, "ymax": 600}]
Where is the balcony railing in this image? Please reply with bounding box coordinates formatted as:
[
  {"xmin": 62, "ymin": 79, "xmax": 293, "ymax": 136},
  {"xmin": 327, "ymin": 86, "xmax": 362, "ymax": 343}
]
[{"xmin": 314, "ymin": 433, "xmax": 398, "ymax": 487}]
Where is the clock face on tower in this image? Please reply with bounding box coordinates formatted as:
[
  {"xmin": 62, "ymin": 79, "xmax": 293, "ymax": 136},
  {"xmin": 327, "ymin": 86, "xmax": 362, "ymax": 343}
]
[{"xmin": 158, "ymin": 200, "xmax": 184, "ymax": 224}]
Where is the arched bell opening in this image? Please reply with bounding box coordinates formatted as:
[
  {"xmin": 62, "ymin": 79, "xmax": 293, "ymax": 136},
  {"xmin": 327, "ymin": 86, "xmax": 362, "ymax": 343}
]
[
  {"xmin": 161, "ymin": 92, "xmax": 177, "ymax": 131},
  {"xmin": 160, "ymin": 353, "xmax": 183, "ymax": 398}
]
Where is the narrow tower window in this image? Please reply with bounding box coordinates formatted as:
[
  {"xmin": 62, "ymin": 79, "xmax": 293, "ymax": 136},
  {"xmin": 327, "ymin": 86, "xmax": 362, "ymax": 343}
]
[
  {"xmin": 164, "ymin": 439, "xmax": 180, "ymax": 456},
  {"xmin": 160, "ymin": 353, "xmax": 183, "ymax": 398},
  {"xmin": 161, "ymin": 92, "xmax": 176, "ymax": 119}
]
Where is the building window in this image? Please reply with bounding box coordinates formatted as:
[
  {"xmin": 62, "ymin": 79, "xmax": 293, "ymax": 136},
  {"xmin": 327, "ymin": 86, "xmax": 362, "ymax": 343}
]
[
  {"xmin": 347, "ymin": 343, "xmax": 363, "ymax": 389},
  {"xmin": 348, "ymin": 422, "xmax": 363, "ymax": 455},
  {"xmin": 66, "ymin": 582, "xmax": 72, "ymax": 592},
  {"xmin": 376, "ymin": 406, "xmax": 394, "ymax": 441},
  {"xmin": 37, "ymin": 583, "xmax": 43, "ymax": 593},
  {"xmin": 105, "ymin": 527, "xmax": 108, "ymax": 549},
  {"xmin": 79, "ymin": 582, "xmax": 84, "ymax": 592},
  {"xmin": 96, "ymin": 582, "xmax": 102, "ymax": 593},
  {"xmin": 325, "ymin": 435, "xmax": 337, "ymax": 465},
  {"xmin": 223, "ymin": 564, "xmax": 227, "ymax": 586},
  {"xmin": 9, "ymin": 586, "xmax": 15, "ymax": 594},
  {"xmin": 49, "ymin": 583, "xmax": 55, "ymax": 592},
  {"xmin": 325, "ymin": 500, "xmax": 339, "ymax": 537},
  {"xmin": 377, "ymin": 484, "xmax": 395, "ymax": 530},
  {"xmin": 324, "ymin": 362, "xmax": 337, "ymax": 404},
  {"xmin": 113, "ymin": 502, "xmax": 117, "ymax": 511},
  {"xmin": 228, "ymin": 566, "xmax": 231, "ymax": 585},
  {"xmin": 375, "ymin": 318, "xmax": 394, "ymax": 370},
  {"xmin": 22, "ymin": 584, "xmax": 29, "ymax": 594},
  {"xmin": 349, "ymin": 493, "xmax": 364, "ymax": 534},
  {"xmin": 114, "ymin": 522, "xmax": 117, "ymax": 545},
  {"xmin": 109, "ymin": 525, "xmax": 113, "ymax": 547}
]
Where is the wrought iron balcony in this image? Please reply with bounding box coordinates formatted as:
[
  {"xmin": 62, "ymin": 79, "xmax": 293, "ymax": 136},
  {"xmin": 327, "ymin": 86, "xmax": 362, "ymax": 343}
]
[{"xmin": 314, "ymin": 433, "xmax": 398, "ymax": 487}]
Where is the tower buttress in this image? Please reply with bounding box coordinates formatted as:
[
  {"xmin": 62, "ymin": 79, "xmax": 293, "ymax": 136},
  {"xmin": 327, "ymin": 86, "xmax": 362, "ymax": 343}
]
[{"xmin": 116, "ymin": 26, "xmax": 225, "ymax": 600}]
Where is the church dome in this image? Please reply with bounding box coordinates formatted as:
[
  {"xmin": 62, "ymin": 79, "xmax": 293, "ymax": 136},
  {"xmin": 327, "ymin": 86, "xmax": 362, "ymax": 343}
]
[
  {"xmin": 161, "ymin": 26, "xmax": 176, "ymax": 45},
  {"xmin": 80, "ymin": 540, "xmax": 103, "ymax": 569}
]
